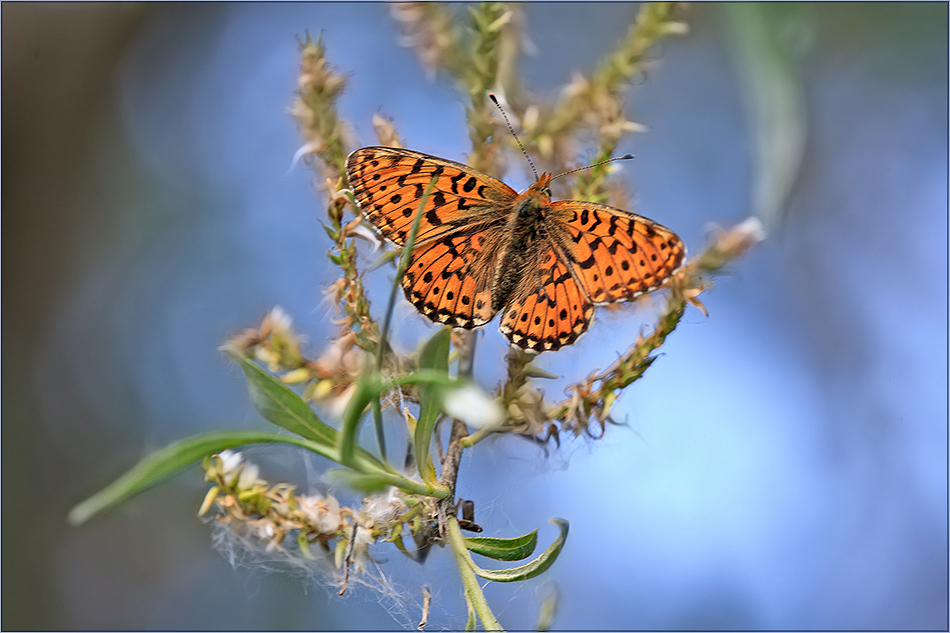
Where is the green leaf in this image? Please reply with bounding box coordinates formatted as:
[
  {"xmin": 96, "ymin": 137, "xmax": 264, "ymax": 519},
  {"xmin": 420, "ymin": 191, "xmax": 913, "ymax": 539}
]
[
  {"xmin": 465, "ymin": 528, "xmax": 539, "ymax": 561},
  {"xmin": 389, "ymin": 369, "xmax": 458, "ymax": 390},
  {"xmin": 388, "ymin": 529, "xmax": 416, "ymax": 561},
  {"xmin": 223, "ymin": 345, "xmax": 337, "ymax": 446},
  {"xmin": 337, "ymin": 367, "xmax": 459, "ymax": 471},
  {"xmin": 339, "ymin": 371, "xmax": 383, "ymax": 468},
  {"xmin": 225, "ymin": 346, "xmax": 393, "ymax": 473},
  {"xmin": 370, "ymin": 174, "xmax": 439, "ymax": 465},
  {"xmin": 524, "ymin": 366, "xmax": 559, "ymax": 380},
  {"xmin": 364, "ymin": 249, "xmax": 398, "ymax": 273},
  {"xmin": 721, "ymin": 3, "xmax": 807, "ymax": 231},
  {"xmin": 326, "ymin": 468, "xmax": 392, "ymax": 494},
  {"xmin": 469, "ymin": 519, "xmax": 569, "ymax": 582},
  {"xmin": 414, "ymin": 327, "xmax": 451, "ymax": 482},
  {"xmin": 68, "ymin": 430, "xmax": 337, "ymax": 526},
  {"xmin": 370, "ymin": 394, "xmax": 387, "ymax": 463}
]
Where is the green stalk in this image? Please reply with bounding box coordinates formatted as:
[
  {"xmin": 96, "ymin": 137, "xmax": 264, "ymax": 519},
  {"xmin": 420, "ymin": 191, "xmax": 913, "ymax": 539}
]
[
  {"xmin": 460, "ymin": 424, "xmax": 496, "ymax": 448},
  {"xmin": 373, "ymin": 174, "xmax": 439, "ymax": 461},
  {"xmin": 446, "ymin": 516, "xmax": 504, "ymax": 631}
]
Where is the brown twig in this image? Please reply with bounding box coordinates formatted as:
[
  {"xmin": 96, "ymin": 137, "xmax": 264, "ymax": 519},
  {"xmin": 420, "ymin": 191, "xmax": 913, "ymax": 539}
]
[
  {"xmin": 338, "ymin": 522, "xmax": 359, "ymax": 596},
  {"xmin": 418, "ymin": 586, "xmax": 432, "ymax": 630}
]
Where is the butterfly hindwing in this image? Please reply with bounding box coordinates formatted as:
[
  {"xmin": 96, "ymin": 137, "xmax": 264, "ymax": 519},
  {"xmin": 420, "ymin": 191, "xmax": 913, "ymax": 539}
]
[
  {"xmin": 549, "ymin": 201, "xmax": 685, "ymax": 304},
  {"xmin": 346, "ymin": 147, "xmax": 517, "ymax": 246},
  {"xmin": 498, "ymin": 246, "xmax": 594, "ymax": 352},
  {"xmin": 402, "ymin": 226, "xmax": 504, "ymax": 328}
]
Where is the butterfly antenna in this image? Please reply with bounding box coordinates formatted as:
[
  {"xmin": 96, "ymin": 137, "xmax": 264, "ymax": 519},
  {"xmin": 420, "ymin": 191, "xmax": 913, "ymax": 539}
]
[
  {"xmin": 550, "ymin": 154, "xmax": 635, "ymax": 183},
  {"xmin": 488, "ymin": 93, "xmax": 539, "ymax": 181}
]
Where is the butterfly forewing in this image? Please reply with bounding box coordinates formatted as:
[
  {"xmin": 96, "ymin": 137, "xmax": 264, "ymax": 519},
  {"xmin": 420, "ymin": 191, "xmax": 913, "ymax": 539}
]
[
  {"xmin": 498, "ymin": 246, "xmax": 594, "ymax": 352},
  {"xmin": 549, "ymin": 201, "xmax": 685, "ymax": 305},
  {"xmin": 346, "ymin": 147, "xmax": 517, "ymax": 246}
]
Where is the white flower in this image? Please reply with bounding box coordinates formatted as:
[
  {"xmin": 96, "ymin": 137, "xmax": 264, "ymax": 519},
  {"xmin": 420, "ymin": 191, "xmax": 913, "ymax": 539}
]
[
  {"xmin": 216, "ymin": 450, "xmax": 244, "ymax": 485},
  {"xmin": 441, "ymin": 384, "xmax": 505, "ymax": 429},
  {"xmin": 285, "ymin": 140, "xmax": 322, "ymax": 176},
  {"xmin": 255, "ymin": 522, "xmax": 275, "ymax": 540},
  {"xmin": 298, "ymin": 493, "xmax": 343, "ymax": 534},
  {"xmin": 347, "ymin": 223, "xmax": 383, "ymax": 253},
  {"xmin": 251, "ymin": 521, "xmax": 279, "ymax": 551},
  {"xmin": 360, "ymin": 488, "xmax": 406, "ymax": 529},
  {"xmin": 734, "ymin": 216, "xmax": 767, "ymax": 244},
  {"xmin": 712, "ymin": 216, "xmax": 767, "ymax": 260},
  {"xmin": 352, "ymin": 526, "xmax": 376, "ymax": 567},
  {"xmin": 237, "ymin": 463, "xmax": 262, "ymax": 490},
  {"xmin": 328, "ymin": 383, "xmax": 358, "ymax": 420},
  {"xmin": 262, "ymin": 306, "xmax": 292, "ymax": 336}
]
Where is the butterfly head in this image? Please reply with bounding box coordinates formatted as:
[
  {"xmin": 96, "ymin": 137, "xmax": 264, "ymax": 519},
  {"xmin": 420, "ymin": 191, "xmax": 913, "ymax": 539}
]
[
  {"xmin": 524, "ymin": 172, "xmax": 553, "ymax": 200},
  {"xmin": 514, "ymin": 173, "xmax": 553, "ymax": 220}
]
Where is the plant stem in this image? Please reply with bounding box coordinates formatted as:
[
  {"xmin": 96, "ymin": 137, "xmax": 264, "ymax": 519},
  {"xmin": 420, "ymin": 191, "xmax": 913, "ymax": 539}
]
[
  {"xmin": 447, "ymin": 516, "xmax": 504, "ymax": 631},
  {"xmin": 438, "ymin": 330, "xmax": 476, "ymax": 519},
  {"xmin": 460, "ymin": 424, "xmax": 495, "ymax": 448},
  {"xmin": 439, "ymin": 418, "xmax": 469, "ymax": 503}
]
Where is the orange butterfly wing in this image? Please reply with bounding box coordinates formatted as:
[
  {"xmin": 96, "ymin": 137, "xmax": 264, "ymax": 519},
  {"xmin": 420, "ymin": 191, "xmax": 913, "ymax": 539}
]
[
  {"xmin": 402, "ymin": 228, "xmax": 505, "ymax": 328},
  {"xmin": 497, "ymin": 199, "xmax": 683, "ymax": 352},
  {"xmin": 346, "ymin": 147, "xmax": 514, "ymax": 328},
  {"xmin": 548, "ymin": 201, "xmax": 685, "ymax": 305},
  {"xmin": 497, "ymin": 246, "xmax": 594, "ymax": 352},
  {"xmin": 345, "ymin": 146, "xmax": 517, "ymax": 245}
]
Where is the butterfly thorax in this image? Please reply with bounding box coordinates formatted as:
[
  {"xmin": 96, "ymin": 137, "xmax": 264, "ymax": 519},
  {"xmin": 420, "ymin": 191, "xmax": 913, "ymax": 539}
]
[{"xmin": 490, "ymin": 175, "xmax": 554, "ymax": 312}]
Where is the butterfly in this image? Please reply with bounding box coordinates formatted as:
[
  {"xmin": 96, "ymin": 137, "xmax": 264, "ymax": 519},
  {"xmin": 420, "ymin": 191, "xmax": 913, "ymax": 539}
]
[{"xmin": 345, "ymin": 146, "xmax": 685, "ymax": 352}]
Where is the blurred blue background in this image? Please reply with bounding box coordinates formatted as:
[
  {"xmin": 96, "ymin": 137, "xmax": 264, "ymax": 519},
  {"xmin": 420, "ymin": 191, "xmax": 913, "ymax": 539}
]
[{"xmin": 3, "ymin": 3, "xmax": 946, "ymax": 630}]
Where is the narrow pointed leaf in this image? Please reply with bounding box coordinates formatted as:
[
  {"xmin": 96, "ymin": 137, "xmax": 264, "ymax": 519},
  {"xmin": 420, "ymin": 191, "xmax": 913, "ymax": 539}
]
[
  {"xmin": 469, "ymin": 519, "xmax": 569, "ymax": 582},
  {"xmin": 388, "ymin": 530, "xmax": 416, "ymax": 561},
  {"xmin": 372, "ymin": 177, "xmax": 438, "ymax": 467},
  {"xmin": 68, "ymin": 430, "xmax": 337, "ymax": 526},
  {"xmin": 336, "ymin": 368, "xmax": 457, "ymax": 471},
  {"xmin": 377, "ymin": 174, "xmax": 435, "ymax": 367},
  {"xmin": 415, "ymin": 327, "xmax": 451, "ymax": 482},
  {"xmin": 339, "ymin": 371, "xmax": 383, "ymax": 468},
  {"xmin": 389, "ymin": 369, "xmax": 458, "ymax": 390},
  {"xmin": 722, "ymin": 3, "xmax": 806, "ymax": 230},
  {"xmin": 226, "ymin": 346, "xmax": 392, "ymax": 474},
  {"xmin": 224, "ymin": 345, "xmax": 337, "ymax": 445},
  {"xmin": 326, "ymin": 468, "xmax": 391, "ymax": 494},
  {"xmin": 465, "ymin": 528, "xmax": 539, "ymax": 561}
]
